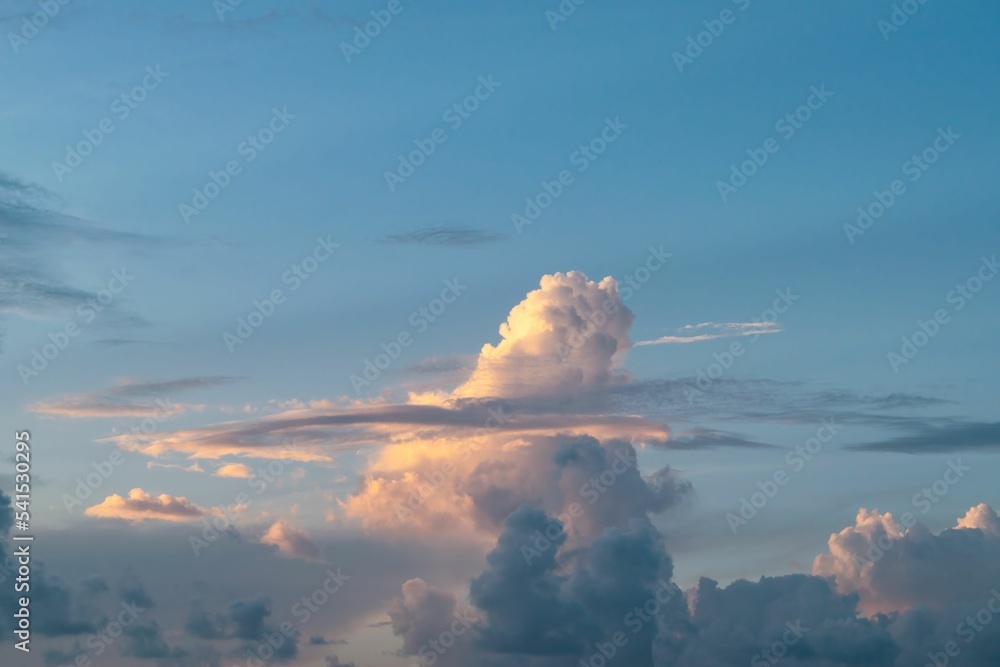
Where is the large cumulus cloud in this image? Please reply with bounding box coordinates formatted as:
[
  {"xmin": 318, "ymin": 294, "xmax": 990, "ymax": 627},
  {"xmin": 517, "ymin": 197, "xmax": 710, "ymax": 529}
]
[
  {"xmin": 813, "ymin": 504, "xmax": 1000, "ymax": 615},
  {"xmin": 454, "ymin": 271, "xmax": 633, "ymax": 399}
]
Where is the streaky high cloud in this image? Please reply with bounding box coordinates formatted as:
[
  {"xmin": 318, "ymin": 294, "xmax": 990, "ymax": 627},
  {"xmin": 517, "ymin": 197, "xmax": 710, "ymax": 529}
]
[
  {"xmin": 847, "ymin": 420, "xmax": 1000, "ymax": 453},
  {"xmin": 381, "ymin": 225, "xmax": 503, "ymax": 247},
  {"xmin": 635, "ymin": 321, "xmax": 780, "ymax": 346},
  {"xmin": 0, "ymin": 172, "xmax": 164, "ymax": 333},
  {"xmin": 147, "ymin": 461, "xmax": 205, "ymax": 473},
  {"xmin": 664, "ymin": 427, "xmax": 776, "ymax": 450},
  {"xmin": 29, "ymin": 376, "xmax": 239, "ymax": 418}
]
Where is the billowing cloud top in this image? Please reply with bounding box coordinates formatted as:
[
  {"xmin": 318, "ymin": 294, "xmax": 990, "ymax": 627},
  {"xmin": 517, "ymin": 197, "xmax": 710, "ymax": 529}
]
[{"xmin": 454, "ymin": 272, "xmax": 633, "ymax": 399}]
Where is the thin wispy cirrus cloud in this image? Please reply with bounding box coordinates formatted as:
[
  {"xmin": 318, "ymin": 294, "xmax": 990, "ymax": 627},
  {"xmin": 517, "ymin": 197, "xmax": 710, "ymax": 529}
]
[
  {"xmin": 379, "ymin": 225, "xmax": 504, "ymax": 247},
  {"xmin": 29, "ymin": 376, "xmax": 241, "ymax": 418},
  {"xmin": 635, "ymin": 320, "xmax": 781, "ymax": 346}
]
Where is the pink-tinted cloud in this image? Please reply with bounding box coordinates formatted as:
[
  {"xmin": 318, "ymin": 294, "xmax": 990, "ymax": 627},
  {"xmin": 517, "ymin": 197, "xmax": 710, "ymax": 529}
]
[
  {"xmin": 813, "ymin": 504, "xmax": 1000, "ymax": 614},
  {"xmin": 260, "ymin": 521, "xmax": 322, "ymax": 561},
  {"xmin": 84, "ymin": 488, "xmax": 208, "ymax": 523},
  {"xmin": 635, "ymin": 320, "xmax": 781, "ymax": 346},
  {"xmin": 215, "ymin": 463, "xmax": 254, "ymax": 478}
]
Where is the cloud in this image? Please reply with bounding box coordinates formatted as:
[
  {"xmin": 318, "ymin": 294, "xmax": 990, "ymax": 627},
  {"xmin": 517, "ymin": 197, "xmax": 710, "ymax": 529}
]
[
  {"xmin": 388, "ymin": 578, "xmax": 481, "ymax": 661},
  {"xmin": 405, "ymin": 354, "xmax": 475, "ymax": 375},
  {"xmin": 215, "ymin": 463, "xmax": 253, "ymax": 478},
  {"xmin": 101, "ymin": 396, "xmax": 669, "ymax": 463},
  {"xmin": 381, "ymin": 225, "xmax": 504, "ymax": 247},
  {"xmin": 229, "ymin": 597, "xmax": 272, "ymax": 640},
  {"xmin": 847, "ymin": 420, "xmax": 1000, "ymax": 453},
  {"xmin": 84, "ymin": 488, "xmax": 209, "ymax": 522},
  {"xmin": 184, "ymin": 595, "xmax": 299, "ymax": 661},
  {"xmin": 119, "ymin": 573, "xmax": 155, "ymax": 608},
  {"xmin": 813, "ymin": 504, "xmax": 1000, "ymax": 615},
  {"xmin": 325, "ymin": 657, "xmax": 358, "ymax": 667},
  {"xmin": 147, "ymin": 461, "xmax": 205, "ymax": 473},
  {"xmin": 610, "ymin": 376, "xmax": 953, "ymax": 430},
  {"xmin": 663, "ymin": 427, "xmax": 776, "ymax": 450},
  {"xmin": 186, "ymin": 600, "xmax": 230, "ymax": 640},
  {"xmin": 0, "ymin": 492, "xmax": 132, "ymax": 639},
  {"xmin": 956, "ymin": 502, "xmax": 1000, "ymax": 534},
  {"xmin": 470, "ymin": 510, "xmax": 686, "ymax": 663},
  {"xmin": 344, "ymin": 434, "xmax": 688, "ymax": 538},
  {"xmin": 669, "ymin": 574, "xmax": 898, "ymax": 667},
  {"xmin": 30, "ymin": 268, "xmax": 998, "ymax": 666},
  {"xmin": 635, "ymin": 321, "xmax": 781, "ymax": 346},
  {"xmin": 90, "ymin": 274, "xmax": 959, "ymax": 473},
  {"xmin": 121, "ymin": 621, "xmax": 188, "ymax": 660},
  {"xmin": 0, "ymin": 172, "xmax": 162, "ymax": 332},
  {"xmin": 90, "ymin": 337, "xmax": 156, "ymax": 347},
  {"xmin": 455, "ymin": 271, "xmax": 634, "ymax": 399},
  {"xmin": 79, "ymin": 575, "xmax": 110, "ymax": 597},
  {"xmin": 260, "ymin": 521, "xmax": 322, "ymax": 561},
  {"xmin": 29, "ymin": 376, "xmax": 239, "ymax": 418}
]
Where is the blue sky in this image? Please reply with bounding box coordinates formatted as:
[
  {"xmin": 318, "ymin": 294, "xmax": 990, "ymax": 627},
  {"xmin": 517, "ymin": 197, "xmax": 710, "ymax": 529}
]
[{"xmin": 2, "ymin": 1, "xmax": 999, "ymax": 666}]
